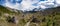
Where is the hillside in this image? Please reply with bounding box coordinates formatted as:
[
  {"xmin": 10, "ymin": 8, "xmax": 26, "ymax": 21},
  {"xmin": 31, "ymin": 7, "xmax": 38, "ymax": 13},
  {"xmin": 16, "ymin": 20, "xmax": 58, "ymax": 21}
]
[
  {"xmin": 0, "ymin": 5, "xmax": 13, "ymax": 13},
  {"xmin": 0, "ymin": 5, "xmax": 60, "ymax": 26}
]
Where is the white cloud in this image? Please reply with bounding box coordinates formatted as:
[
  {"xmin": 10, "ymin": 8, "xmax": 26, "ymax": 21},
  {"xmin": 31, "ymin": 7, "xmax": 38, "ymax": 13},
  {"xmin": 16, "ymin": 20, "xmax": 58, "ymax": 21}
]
[
  {"xmin": 2, "ymin": 0, "xmax": 60, "ymax": 11},
  {"xmin": 56, "ymin": 0, "xmax": 60, "ymax": 4}
]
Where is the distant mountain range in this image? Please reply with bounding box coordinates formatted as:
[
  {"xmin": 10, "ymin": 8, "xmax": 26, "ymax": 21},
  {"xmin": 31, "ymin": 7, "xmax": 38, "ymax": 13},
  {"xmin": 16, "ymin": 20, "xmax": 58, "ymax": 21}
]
[{"xmin": 0, "ymin": 5, "xmax": 60, "ymax": 13}]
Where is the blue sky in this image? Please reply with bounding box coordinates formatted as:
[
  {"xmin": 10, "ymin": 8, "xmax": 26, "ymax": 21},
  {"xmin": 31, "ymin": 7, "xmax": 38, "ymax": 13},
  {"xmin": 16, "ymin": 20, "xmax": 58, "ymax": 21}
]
[
  {"xmin": 0, "ymin": 0, "xmax": 45, "ymax": 4},
  {"xmin": 0, "ymin": 0, "xmax": 22, "ymax": 5},
  {"xmin": 0, "ymin": 0, "xmax": 6, "ymax": 5},
  {"xmin": 0, "ymin": 0, "xmax": 60, "ymax": 11},
  {"xmin": 8, "ymin": 0, "xmax": 22, "ymax": 4}
]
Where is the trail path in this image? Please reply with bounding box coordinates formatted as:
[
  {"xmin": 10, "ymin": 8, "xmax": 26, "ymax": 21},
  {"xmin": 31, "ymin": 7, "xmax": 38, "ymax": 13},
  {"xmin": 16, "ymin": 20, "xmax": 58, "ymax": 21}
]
[{"xmin": 24, "ymin": 21, "xmax": 30, "ymax": 26}]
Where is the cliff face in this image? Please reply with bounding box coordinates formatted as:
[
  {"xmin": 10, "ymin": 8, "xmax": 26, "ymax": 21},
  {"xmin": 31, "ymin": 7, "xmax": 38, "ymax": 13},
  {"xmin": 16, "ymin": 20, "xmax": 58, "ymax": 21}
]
[{"xmin": 0, "ymin": 5, "xmax": 60, "ymax": 26}]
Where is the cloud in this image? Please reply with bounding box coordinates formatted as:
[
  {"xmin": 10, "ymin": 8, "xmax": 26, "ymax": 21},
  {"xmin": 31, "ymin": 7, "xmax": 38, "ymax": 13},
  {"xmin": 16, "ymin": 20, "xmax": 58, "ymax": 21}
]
[{"xmin": 0, "ymin": 0, "xmax": 60, "ymax": 11}]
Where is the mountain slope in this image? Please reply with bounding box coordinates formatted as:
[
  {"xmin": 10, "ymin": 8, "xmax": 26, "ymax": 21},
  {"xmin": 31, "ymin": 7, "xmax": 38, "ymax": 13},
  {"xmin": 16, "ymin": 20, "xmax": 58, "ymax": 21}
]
[
  {"xmin": 0, "ymin": 5, "xmax": 14, "ymax": 14},
  {"xmin": 0, "ymin": 5, "xmax": 60, "ymax": 26}
]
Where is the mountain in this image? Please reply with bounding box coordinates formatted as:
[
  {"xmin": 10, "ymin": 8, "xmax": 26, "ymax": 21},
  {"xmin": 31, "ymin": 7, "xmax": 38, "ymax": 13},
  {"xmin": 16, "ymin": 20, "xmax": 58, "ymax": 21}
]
[
  {"xmin": 0, "ymin": 5, "xmax": 60, "ymax": 26},
  {"xmin": 0, "ymin": 5, "xmax": 13, "ymax": 13}
]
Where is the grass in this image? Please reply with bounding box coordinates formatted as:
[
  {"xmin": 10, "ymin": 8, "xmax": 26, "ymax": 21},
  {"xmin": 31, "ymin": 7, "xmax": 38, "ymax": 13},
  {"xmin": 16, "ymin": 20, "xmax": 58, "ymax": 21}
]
[{"xmin": 0, "ymin": 5, "xmax": 60, "ymax": 26}]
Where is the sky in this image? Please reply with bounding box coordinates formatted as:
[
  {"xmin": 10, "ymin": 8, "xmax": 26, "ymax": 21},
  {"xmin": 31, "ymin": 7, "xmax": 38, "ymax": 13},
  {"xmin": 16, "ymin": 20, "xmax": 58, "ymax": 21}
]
[{"xmin": 0, "ymin": 0, "xmax": 60, "ymax": 11}]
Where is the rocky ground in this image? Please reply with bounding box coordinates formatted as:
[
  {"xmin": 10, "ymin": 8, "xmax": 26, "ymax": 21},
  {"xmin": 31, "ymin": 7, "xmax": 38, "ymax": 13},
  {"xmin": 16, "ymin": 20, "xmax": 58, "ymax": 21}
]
[{"xmin": 0, "ymin": 5, "xmax": 60, "ymax": 26}]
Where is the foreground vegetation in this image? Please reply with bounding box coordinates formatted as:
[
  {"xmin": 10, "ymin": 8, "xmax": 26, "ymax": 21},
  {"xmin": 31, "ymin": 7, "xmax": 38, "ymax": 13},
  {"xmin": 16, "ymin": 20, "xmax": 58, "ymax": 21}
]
[{"xmin": 0, "ymin": 5, "xmax": 60, "ymax": 26}]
